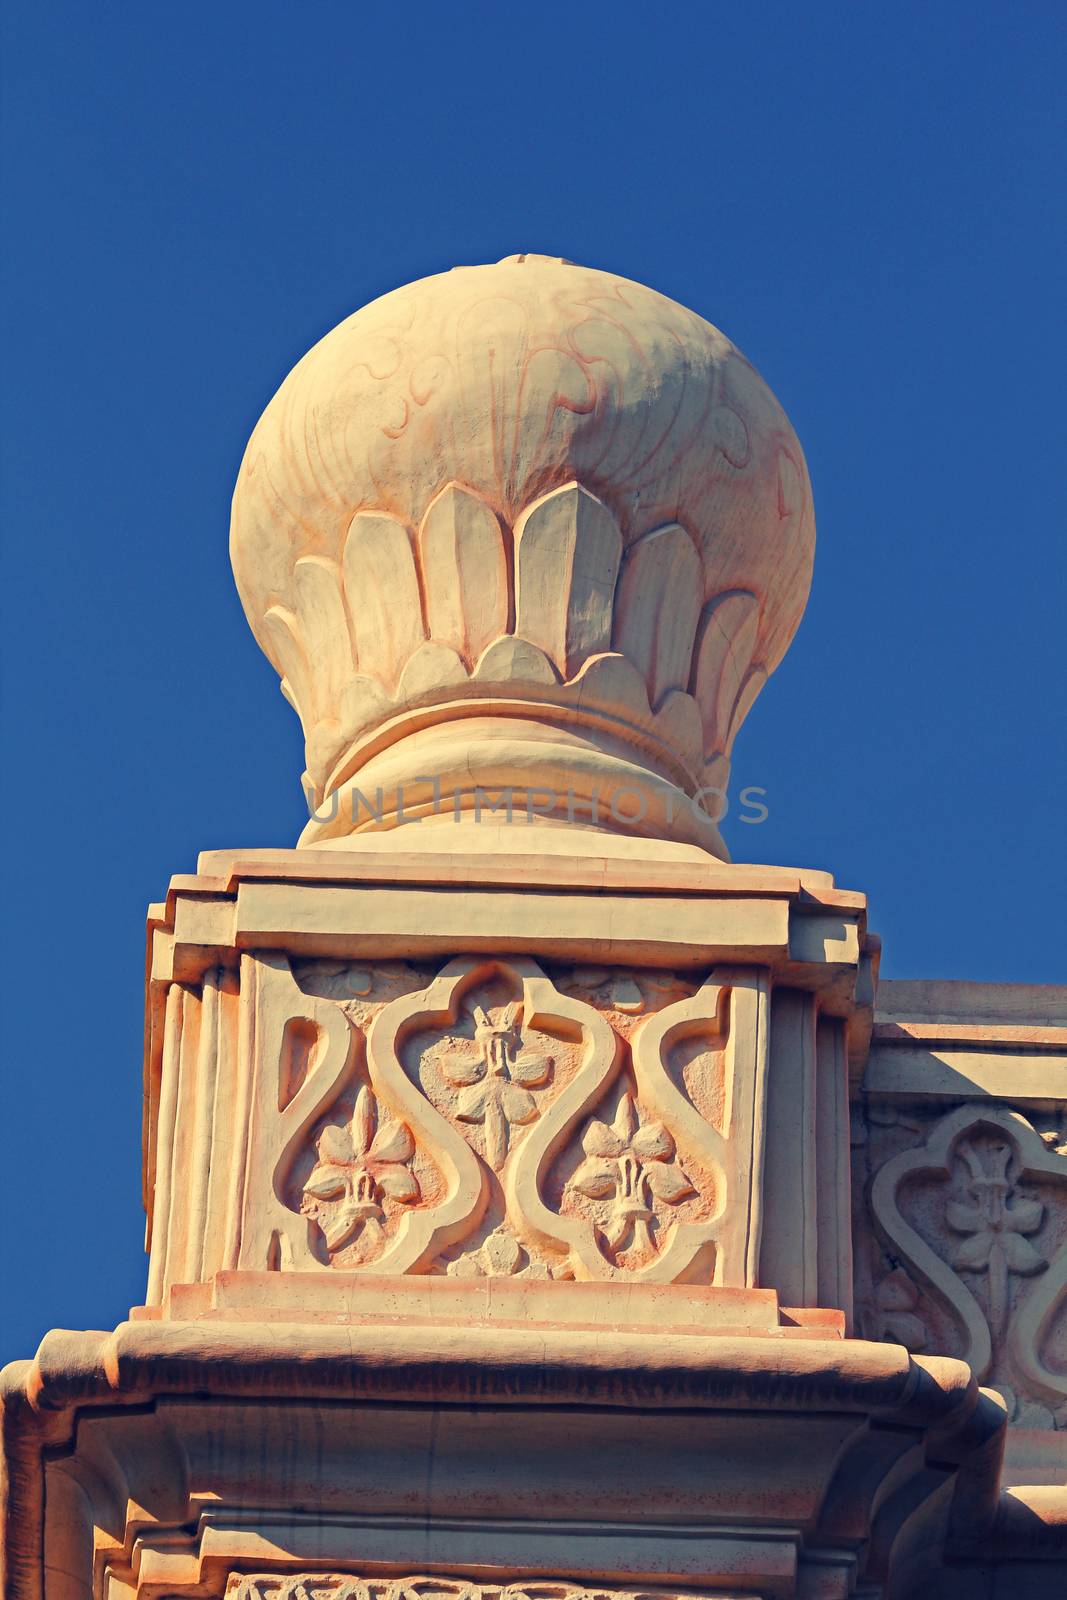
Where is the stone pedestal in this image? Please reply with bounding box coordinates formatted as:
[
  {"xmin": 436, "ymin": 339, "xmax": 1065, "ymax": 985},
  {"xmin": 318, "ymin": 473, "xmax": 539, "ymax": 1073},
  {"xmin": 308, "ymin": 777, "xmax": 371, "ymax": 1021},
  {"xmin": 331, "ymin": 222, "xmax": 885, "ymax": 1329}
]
[
  {"xmin": 4, "ymin": 837, "xmax": 1062, "ymax": 1598},
  {"xmin": 141, "ymin": 841, "xmax": 874, "ymax": 1304}
]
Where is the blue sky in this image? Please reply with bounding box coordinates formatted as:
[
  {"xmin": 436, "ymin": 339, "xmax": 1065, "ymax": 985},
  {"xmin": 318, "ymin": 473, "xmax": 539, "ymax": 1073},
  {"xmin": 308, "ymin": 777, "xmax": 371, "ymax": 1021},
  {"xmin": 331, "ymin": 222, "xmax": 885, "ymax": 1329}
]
[{"xmin": 1, "ymin": 2, "xmax": 1064, "ymax": 1358}]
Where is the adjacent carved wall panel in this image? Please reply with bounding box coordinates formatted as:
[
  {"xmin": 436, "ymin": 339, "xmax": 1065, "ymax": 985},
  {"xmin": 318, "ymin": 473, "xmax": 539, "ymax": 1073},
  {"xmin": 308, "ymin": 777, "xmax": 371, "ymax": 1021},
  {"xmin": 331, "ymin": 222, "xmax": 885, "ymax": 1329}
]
[{"xmin": 855, "ymin": 1097, "xmax": 1067, "ymax": 1429}]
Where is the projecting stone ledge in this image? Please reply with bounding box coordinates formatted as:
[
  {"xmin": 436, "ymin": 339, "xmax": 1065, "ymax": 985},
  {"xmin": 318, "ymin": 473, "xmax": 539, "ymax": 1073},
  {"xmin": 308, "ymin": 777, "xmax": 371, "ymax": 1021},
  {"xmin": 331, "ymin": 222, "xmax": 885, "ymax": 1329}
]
[{"xmin": 1, "ymin": 1313, "xmax": 1041, "ymax": 1600}]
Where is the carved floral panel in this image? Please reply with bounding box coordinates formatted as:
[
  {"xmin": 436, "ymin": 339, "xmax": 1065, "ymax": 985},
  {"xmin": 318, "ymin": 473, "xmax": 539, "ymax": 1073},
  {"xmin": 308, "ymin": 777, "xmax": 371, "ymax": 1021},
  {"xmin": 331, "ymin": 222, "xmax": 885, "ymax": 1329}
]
[{"xmin": 232, "ymin": 954, "xmax": 767, "ymax": 1287}]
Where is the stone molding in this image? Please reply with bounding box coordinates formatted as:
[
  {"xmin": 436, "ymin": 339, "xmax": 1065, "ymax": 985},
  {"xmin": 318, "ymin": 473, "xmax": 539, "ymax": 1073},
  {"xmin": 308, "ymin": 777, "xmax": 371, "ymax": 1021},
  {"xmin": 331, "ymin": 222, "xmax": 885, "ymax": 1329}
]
[
  {"xmin": 223, "ymin": 1582, "xmax": 749, "ymax": 1600},
  {"xmin": 0, "ymin": 1319, "xmax": 1012, "ymax": 1600}
]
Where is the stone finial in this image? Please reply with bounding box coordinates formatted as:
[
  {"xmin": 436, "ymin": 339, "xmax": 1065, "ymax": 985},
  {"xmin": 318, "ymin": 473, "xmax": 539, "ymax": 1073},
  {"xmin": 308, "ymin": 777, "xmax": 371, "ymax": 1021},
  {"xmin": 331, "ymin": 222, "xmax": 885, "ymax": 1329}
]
[{"xmin": 230, "ymin": 255, "xmax": 815, "ymax": 854}]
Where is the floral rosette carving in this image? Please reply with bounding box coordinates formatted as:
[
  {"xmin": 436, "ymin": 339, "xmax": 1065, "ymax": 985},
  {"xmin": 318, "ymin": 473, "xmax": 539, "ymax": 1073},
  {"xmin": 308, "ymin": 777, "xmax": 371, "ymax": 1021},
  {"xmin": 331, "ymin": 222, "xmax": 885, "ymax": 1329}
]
[
  {"xmin": 301, "ymin": 1086, "xmax": 420, "ymax": 1263},
  {"xmin": 438, "ymin": 1002, "xmax": 554, "ymax": 1170},
  {"xmin": 947, "ymin": 1141, "xmax": 1046, "ymax": 1335},
  {"xmin": 567, "ymin": 1092, "xmax": 696, "ymax": 1260}
]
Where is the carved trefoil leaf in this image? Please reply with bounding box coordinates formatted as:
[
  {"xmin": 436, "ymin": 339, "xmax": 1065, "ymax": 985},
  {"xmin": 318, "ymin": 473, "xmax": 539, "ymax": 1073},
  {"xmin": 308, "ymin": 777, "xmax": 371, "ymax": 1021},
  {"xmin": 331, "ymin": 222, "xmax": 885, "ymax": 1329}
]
[{"xmin": 447, "ymin": 1228, "xmax": 554, "ymax": 1280}]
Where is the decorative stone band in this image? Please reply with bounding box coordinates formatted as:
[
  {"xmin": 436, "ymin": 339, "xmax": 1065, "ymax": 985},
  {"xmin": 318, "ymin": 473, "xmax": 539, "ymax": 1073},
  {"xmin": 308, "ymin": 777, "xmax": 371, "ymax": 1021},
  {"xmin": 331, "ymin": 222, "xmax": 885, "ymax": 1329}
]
[
  {"xmin": 261, "ymin": 482, "xmax": 775, "ymax": 853},
  {"xmin": 225, "ymin": 1579, "xmax": 745, "ymax": 1600}
]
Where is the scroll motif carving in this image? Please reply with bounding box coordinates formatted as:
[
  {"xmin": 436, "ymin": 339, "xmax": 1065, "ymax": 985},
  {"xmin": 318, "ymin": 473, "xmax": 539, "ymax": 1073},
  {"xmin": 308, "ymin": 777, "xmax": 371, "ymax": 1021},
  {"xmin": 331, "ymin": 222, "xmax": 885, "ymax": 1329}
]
[
  {"xmin": 238, "ymin": 954, "xmax": 358, "ymax": 1271},
  {"xmin": 868, "ymin": 1103, "xmax": 1067, "ymax": 1417},
  {"xmin": 511, "ymin": 970, "xmax": 766, "ymax": 1284},
  {"xmin": 379, "ymin": 955, "xmax": 610, "ymax": 1277}
]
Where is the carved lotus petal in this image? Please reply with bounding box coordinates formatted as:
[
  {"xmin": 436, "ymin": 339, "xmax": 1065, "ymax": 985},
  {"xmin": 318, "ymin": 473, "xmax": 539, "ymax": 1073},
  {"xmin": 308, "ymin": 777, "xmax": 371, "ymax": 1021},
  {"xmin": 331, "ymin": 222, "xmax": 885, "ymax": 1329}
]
[
  {"xmin": 947, "ymin": 1200, "xmax": 985, "ymax": 1235},
  {"xmin": 569, "ymin": 652, "xmax": 651, "ymax": 719},
  {"xmin": 294, "ymin": 555, "xmax": 351, "ymax": 717},
  {"xmin": 510, "ymin": 1049, "xmax": 553, "ymax": 1087},
  {"xmin": 693, "ymin": 589, "xmax": 761, "ymax": 758},
  {"xmin": 474, "ymin": 634, "xmax": 559, "ymax": 684},
  {"xmin": 582, "ymin": 1118, "xmax": 625, "ymax": 1159},
  {"xmin": 306, "ymin": 717, "xmax": 346, "ymax": 787},
  {"xmin": 369, "ymin": 1118, "xmax": 415, "ymax": 1164},
  {"xmin": 570, "ymin": 1156, "xmax": 618, "ymax": 1199},
  {"xmin": 441, "ymin": 1049, "xmax": 485, "ymax": 1087},
  {"xmin": 318, "ymin": 1124, "xmax": 354, "ymax": 1164},
  {"xmin": 304, "ymin": 1162, "xmax": 348, "ymax": 1201},
  {"xmin": 655, "ymin": 690, "xmax": 705, "ymax": 770},
  {"xmin": 339, "ymin": 673, "xmax": 392, "ymax": 745},
  {"xmin": 264, "ymin": 603, "xmax": 313, "ymax": 726},
  {"xmin": 999, "ymin": 1231, "xmax": 1046, "ymax": 1274},
  {"xmin": 645, "ymin": 1161, "xmax": 695, "ymax": 1204},
  {"xmin": 455, "ymin": 1083, "xmax": 489, "ymax": 1122},
  {"xmin": 419, "ymin": 483, "xmax": 508, "ymax": 666},
  {"xmin": 514, "ymin": 484, "xmax": 622, "ymax": 680},
  {"xmin": 631, "ymin": 1121, "xmax": 674, "ymax": 1162},
  {"xmin": 1006, "ymin": 1197, "xmax": 1044, "ymax": 1234},
  {"xmin": 375, "ymin": 1164, "xmax": 420, "ymax": 1203},
  {"xmin": 953, "ymin": 1233, "xmax": 992, "ymax": 1270},
  {"xmin": 343, "ymin": 510, "xmax": 424, "ymax": 693},
  {"xmin": 724, "ymin": 665, "xmax": 768, "ymax": 757},
  {"xmin": 396, "ymin": 641, "xmax": 468, "ymax": 700},
  {"xmin": 613, "ymin": 522, "xmax": 703, "ymax": 707},
  {"xmin": 501, "ymin": 1082, "xmax": 538, "ymax": 1126}
]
